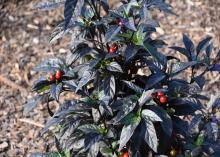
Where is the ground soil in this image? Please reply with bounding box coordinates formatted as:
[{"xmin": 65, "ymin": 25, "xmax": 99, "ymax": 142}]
[{"xmin": 0, "ymin": 0, "xmax": 219, "ymax": 156}]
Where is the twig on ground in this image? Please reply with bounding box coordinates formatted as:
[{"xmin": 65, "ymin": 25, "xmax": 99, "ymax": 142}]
[{"xmin": 18, "ymin": 118, "xmax": 45, "ymax": 129}]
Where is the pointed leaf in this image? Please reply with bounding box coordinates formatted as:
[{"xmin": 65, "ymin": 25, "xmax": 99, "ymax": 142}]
[
  {"xmin": 105, "ymin": 25, "xmax": 121, "ymax": 42},
  {"xmin": 107, "ymin": 62, "xmax": 123, "ymax": 73},
  {"xmin": 143, "ymin": 41, "xmax": 167, "ymax": 66},
  {"xmin": 104, "ymin": 75, "xmax": 116, "ymax": 98},
  {"xmin": 123, "ymin": 80, "xmax": 143, "ymax": 94},
  {"xmin": 64, "ymin": 0, "xmax": 78, "ymax": 29},
  {"xmin": 149, "ymin": 106, "xmax": 173, "ymax": 136},
  {"xmin": 170, "ymin": 61, "xmax": 197, "ymax": 76},
  {"xmin": 23, "ymin": 95, "xmax": 44, "ymax": 114},
  {"xmin": 76, "ymin": 71, "xmax": 94, "ymax": 92},
  {"xmin": 119, "ymin": 117, "xmax": 140, "ymax": 150},
  {"xmin": 196, "ymin": 36, "xmax": 212, "ymax": 56},
  {"xmin": 142, "ymin": 109, "xmax": 162, "ymax": 122},
  {"xmin": 138, "ymin": 89, "xmax": 154, "ymax": 106},
  {"xmin": 144, "ymin": 120, "xmax": 158, "ymax": 152}
]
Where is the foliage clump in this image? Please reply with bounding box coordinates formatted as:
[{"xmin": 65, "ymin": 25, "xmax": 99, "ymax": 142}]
[{"xmin": 25, "ymin": 0, "xmax": 220, "ymax": 157}]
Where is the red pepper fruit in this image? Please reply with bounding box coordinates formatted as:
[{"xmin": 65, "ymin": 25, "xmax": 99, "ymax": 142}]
[
  {"xmin": 122, "ymin": 152, "xmax": 129, "ymax": 157},
  {"xmin": 108, "ymin": 44, "xmax": 118, "ymax": 53},
  {"xmin": 55, "ymin": 70, "xmax": 65, "ymax": 80},
  {"xmin": 160, "ymin": 95, "xmax": 168, "ymax": 104},
  {"xmin": 157, "ymin": 91, "xmax": 165, "ymax": 97},
  {"xmin": 49, "ymin": 74, "xmax": 55, "ymax": 81}
]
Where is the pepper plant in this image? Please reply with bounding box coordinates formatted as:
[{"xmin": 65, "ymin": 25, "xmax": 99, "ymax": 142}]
[{"xmin": 25, "ymin": 0, "xmax": 220, "ymax": 157}]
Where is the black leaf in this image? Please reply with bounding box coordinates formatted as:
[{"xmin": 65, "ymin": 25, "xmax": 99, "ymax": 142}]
[
  {"xmin": 84, "ymin": 133, "xmax": 102, "ymax": 151},
  {"xmin": 104, "ymin": 75, "xmax": 115, "ymax": 98},
  {"xmin": 76, "ymin": 71, "xmax": 94, "ymax": 92},
  {"xmin": 183, "ymin": 34, "xmax": 195, "ymax": 60},
  {"xmin": 23, "ymin": 95, "xmax": 45, "ymax": 114},
  {"xmin": 144, "ymin": 120, "xmax": 158, "ymax": 152},
  {"xmin": 123, "ymin": 80, "xmax": 143, "ymax": 94},
  {"xmin": 105, "ymin": 25, "xmax": 121, "ymax": 42},
  {"xmin": 64, "ymin": 0, "xmax": 78, "ymax": 29},
  {"xmin": 106, "ymin": 62, "xmax": 123, "ymax": 73},
  {"xmin": 196, "ymin": 36, "xmax": 212, "ymax": 56},
  {"xmin": 145, "ymin": 72, "xmax": 166, "ymax": 90}
]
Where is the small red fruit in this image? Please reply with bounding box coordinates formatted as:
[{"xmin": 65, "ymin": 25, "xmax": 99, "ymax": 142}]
[
  {"xmin": 122, "ymin": 152, "xmax": 129, "ymax": 157},
  {"xmin": 60, "ymin": 70, "xmax": 65, "ymax": 75},
  {"xmin": 108, "ymin": 44, "xmax": 118, "ymax": 53},
  {"xmin": 55, "ymin": 70, "xmax": 65, "ymax": 80},
  {"xmin": 160, "ymin": 95, "xmax": 168, "ymax": 104},
  {"xmin": 157, "ymin": 91, "xmax": 165, "ymax": 97},
  {"xmin": 49, "ymin": 74, "xmax": 55, "ymax": 81}
]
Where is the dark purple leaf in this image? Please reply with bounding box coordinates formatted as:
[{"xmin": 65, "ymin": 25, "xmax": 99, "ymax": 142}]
[
  {"xmin": 106, "ymin": 62, "xmax": 123, "ymax": 73},
  {"xmin": 196, "ymin": 36, "xmax": 212, "ymax": 56},
  {"xmin": 105, "ymin": 25, "xmax": 121, "ymax": 42},
  {"xmin": 64, "ymin": 0, "xmax": 78, "ymax": 29},
  {"xmin": 104, "ymin": 75, "xmax": 115, "ymax": 98},
  {"xmin": 209, "ymin": 64, "xmax": 220, "ymax": 72}
]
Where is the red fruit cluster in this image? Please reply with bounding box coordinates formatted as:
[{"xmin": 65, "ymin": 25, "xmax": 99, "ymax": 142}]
[
  {"xmin": 49, "ymin": 70, "xmax": 65, "ymax": 81},
  {"xmin": 151, "ymin": 91, "xmax": 168, "ymax": 104},
  {"xmin": 108, "ymin": 43, "xmax": 118, "ymax": 53},
  {"xmin": 118, "ymin": 152, "xmax": 129, "ymax": 157}
]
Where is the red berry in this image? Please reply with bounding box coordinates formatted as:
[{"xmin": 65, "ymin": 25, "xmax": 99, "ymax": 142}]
[
  {"xmin": 49, "ymin": 74, "xmax": 55, "ymax": 81},
  {"xmin": 160, "ymin": 95, "xmax": 168, "ymax": 104},
  {"xmin": 60, "ymin": 70, "xmax": 65, "ymax": 75},
  {"xmin": 122, "ymin": 152, "xmax": 129, "ymax": 157},
  {"xmin": 108, "ymin": 44, "xmax": 118, "ymax": 53},
  {"xmin": 55, "ymin": 71, "xmax": 62, "ymax": 80},
  {"xmin": 157, "ymin": 91, "xmax": 165, "ymax": 97}
]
